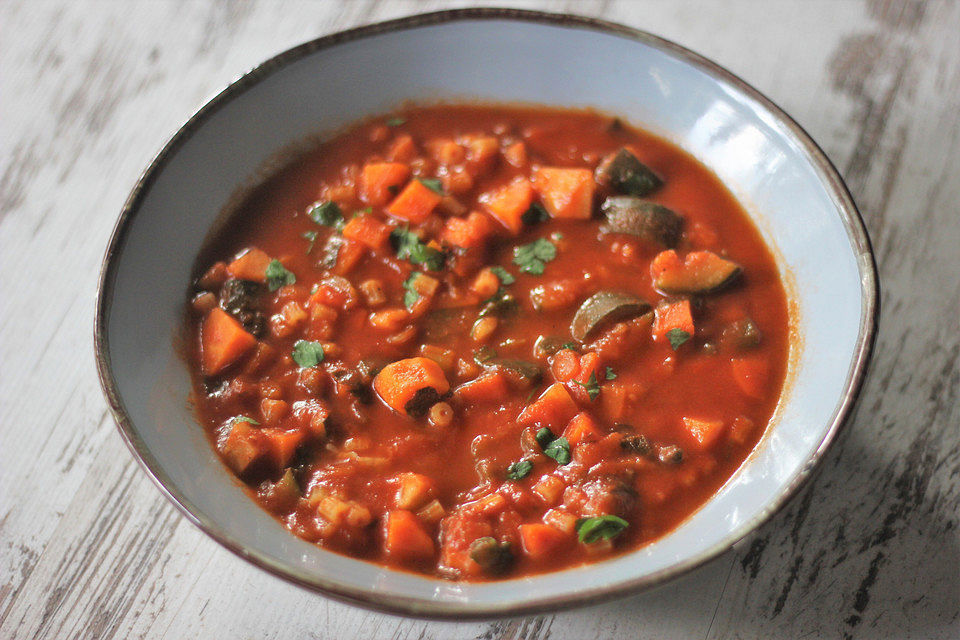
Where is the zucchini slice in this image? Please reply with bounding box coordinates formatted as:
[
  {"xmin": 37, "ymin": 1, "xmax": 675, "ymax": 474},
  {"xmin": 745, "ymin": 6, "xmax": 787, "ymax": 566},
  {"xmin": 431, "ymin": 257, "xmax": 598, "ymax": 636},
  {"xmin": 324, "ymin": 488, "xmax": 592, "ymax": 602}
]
[
  {"xmin": 595, "ymin": 148, "xmax": 663, "ymax": 196},
  {"xmin": 570, "ymin": 291, "xmax": 652, "ymax": 341},
  {"xmin": 600, "ymin": 196, "xmax": 683, "ymax": 248},
  {"xmin": 652, "ymin": 250, "xmax": 742, "ymax": 294}
]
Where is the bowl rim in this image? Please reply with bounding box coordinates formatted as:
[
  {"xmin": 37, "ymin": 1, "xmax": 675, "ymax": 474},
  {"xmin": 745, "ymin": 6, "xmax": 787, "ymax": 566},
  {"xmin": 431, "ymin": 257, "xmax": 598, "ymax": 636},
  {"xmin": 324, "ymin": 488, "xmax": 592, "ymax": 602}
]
[{"xmin": 94, "ymin": 6, "xmax": 880, "ymax": 619}]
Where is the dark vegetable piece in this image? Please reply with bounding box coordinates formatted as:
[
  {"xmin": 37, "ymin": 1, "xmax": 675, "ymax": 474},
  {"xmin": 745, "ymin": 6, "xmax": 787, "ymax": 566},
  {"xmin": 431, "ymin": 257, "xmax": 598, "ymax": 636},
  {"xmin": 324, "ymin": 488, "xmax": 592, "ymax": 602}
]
[
  {"xmin": 595, "ymin": 148, "xmax": 663, "ymax": 196},
  {"xmin": 600, "ymin": 196, "xmax": 682, "ymax": 248},
  {"xmin": 658, "ymin": 444, "xmax": 684, "ymax": 464},
  {"xmin": 291, "ymin": 340, "xmax": 324, "ymax": 368},
  {"xmin": 620, "ymin": 434, "xmax": 651, "ymax": 455},
  {"xmin": 570, "ymin": 291, "xmax": 652, "ymax": 341},
  {"xmin": 478, "ymin": 288, "xmax": 518, "ymax": 318},
  {"xmin": 575, "ymin": 515, "xmax": 630, "ymax": 543},
  {"xmin": 260, "ymin": 468, "xmax": 300, "ymax": 514},
  {"xmin": 506, "ymin": 460, "xmax": 533, "ymax": 480},
  {"xmin": 653, "ymin": 250, "xmax": 742, "ymax": 295},
  {"xmin": 319, "ymin": 235, "xmax": 346, "ymax": 270},
  {"xmin": 486, "ymin": 359, "xmax": 542, "ymax": 386},
  {"xmin": 723, "ymin": 318, "xmax": 762, "ymax": 350},
  {"xmin": 218, "ymin": 278, "xmax": 265, "ymax": 336},
  {"xmin": 533, "ymin": 335, "xmax": 579, "ymax": 358},
  {"xmin": 469, "ymin": 537, "xmax": 514, "ymax": 575},
  {"xmin": 403, "ymin": 387, "xmax": 443, "ymax": 417}
]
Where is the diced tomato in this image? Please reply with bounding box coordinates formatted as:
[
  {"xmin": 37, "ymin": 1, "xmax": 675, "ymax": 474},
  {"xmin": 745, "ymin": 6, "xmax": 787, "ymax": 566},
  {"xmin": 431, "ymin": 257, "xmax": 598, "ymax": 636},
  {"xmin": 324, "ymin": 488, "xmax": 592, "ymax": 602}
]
[
  {"xmin": 653, "ymin": 299, "xmax": 695, "ymax": 341},
  {"xmin": 441, "ymin": 211, "xmax": 494, "ymax": 249}
]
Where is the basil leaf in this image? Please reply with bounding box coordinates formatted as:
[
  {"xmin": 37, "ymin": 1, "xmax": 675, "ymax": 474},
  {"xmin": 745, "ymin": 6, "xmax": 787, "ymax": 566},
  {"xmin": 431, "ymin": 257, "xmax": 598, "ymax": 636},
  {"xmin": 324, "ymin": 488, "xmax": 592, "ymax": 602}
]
[
  {"xmin": 576, "ymin": 515, "xmax": 629, "ymax": 543},
  {"xmin": 419, "ymin": 178, "xmax": 444, "ymax": 194},
  {"xmin": 667, "ymin": 328, "xmax": 691, "ymax": 350},
  {"xmin": 543, "ymin": 436, "xmax": 571, "ymax": 465},
  {"xmin": 605, "ymin": 366, "xmax": 617, "ymax": 380},
  {"xmin": 535, "ymin": 427, "xmax": 554, "ymax": 450},
  {"xmin": 308, "ymin": 201, "xmax": 343, "ymax": 228},
  {"xmin": 302, "ymin": 230, "xmax": 318, "ymax": 254},
  {"xmin": 265, "ymin": 259, "xmax": 296, "ymax": 291},
  {"xmin": 506, "ymin": 460, "xmax": 533, "ymax": 480},
  {"xmin": 490, "ymin": 266, "xmax": 515, "ymax": 285},
  {"xmin": 513, "ymin": 238, "xmax": 557, "ymax": 275},
  {"xmin": 291, "ymin": 340, "xmax": 324, "ymax": 368},
  {"xmin": 232, "ymin": 415, "xmax": 260, "ymax": 426}
]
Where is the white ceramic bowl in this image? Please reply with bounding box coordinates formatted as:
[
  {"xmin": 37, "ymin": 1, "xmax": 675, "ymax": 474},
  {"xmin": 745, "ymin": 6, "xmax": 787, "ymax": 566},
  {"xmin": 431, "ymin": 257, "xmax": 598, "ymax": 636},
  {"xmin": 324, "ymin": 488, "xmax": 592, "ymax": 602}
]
[{"xmin": 95, "ymin": 9, "xmax": 878, "ymax": 618}]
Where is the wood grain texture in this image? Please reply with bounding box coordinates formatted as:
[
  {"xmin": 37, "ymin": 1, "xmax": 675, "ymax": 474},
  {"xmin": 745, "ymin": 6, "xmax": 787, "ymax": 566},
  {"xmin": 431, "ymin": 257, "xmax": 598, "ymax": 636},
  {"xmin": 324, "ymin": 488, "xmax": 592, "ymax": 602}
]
[{"xmin": 1, "ymin": 0, "xmax": 957, "ymax": 638}]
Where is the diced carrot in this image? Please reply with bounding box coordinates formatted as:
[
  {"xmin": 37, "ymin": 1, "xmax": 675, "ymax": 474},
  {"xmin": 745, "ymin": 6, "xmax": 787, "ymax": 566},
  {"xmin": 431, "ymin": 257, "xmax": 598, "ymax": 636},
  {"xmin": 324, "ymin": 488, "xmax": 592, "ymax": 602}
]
[
  {"xmin": 200, "ymin": 308, "xmax": 256, "ymax": 376},
  {"xmin": 260, "ymin": 398, "xmax": 289, "ymax": 425},
  {"xmin": 567, "ymin": 352, "xmax": 601, "ymax": 404},
  {"xmin": 503, "ymin": 141, "xmax": 528, "ymax": 168},
  {"xmin": 453, "ymin": 371, "xmax": 510, "ymax": 405},
  {"xmin": 261, "ymin": 428, "xmax": 305, "ymax": 468},
  {"xmin": 219, "ymin": 421, "xmax": 263, "ymax": 475},
  {"xmin": 650, "ymin": 249, "xmax": 682, "ymax": 280},
  {"xmin": 653, "ymin": 299, "xmax": 695, "ymax": 340},
  {"xmin": 463, "ymin": 135, "xmax": 499, "ymax": 174},
  {"xmin": 342, "ymin": 214, "xmax": 392, "ymax": 250},
  {"xmin": 564, "ymin": 412, "xmax": 603, "ymax": 446},
  {"xmin": 532, "ymin": 167, "xmax": 595, "ymax": 219},
  {"xmin": 358, "ymin": 162, "xmax": 410, "ymax": 206},
  {"xmin": 395, "ymin": 472, "xmax": 435, "ymax": 510},
  {"xmin": 550, "ymin": 349, "xmax": 580, "ymax": 382},
  {"xmin": 386, "ymin": 179, "xmax": 443, "ymax": 223},
  {"xmin": 198, "ymin": 261, "xmax": 228, "ymax": 290},
  {"xmin": 518, "ymin": 383, "xmax": 579, "ymax": 428},
  {"xmin": 373, "ymin": 357, "xmax": 450, "ymax": 415},
  {"xmin": 728, "ymin": 415, "xmax": 756, "ymax": 445},
  {"xmin": 470, "ymin": 267, "xmax": 501, "ymax": 299},
  {"xmin": 681, "ymin": 416, "xmax": 725, "ymax": 451},
  {"xmin": 519, "ymin": 523, "xmax": 569, "ymax": 560},
  {"xmin": 479, "ymin": 176, "xmax": 534, "ymax": 234},
  {"xmin": 638, "ymin": 474, "xmax": 676, "ymax": 505},
  {"xmin": 730, "ymin": 356, "xmax": 770, "ymax": 399},
  {"xmin": 383, "ymin": 510, "xmax": 435, "ymax": 561},
  {"xmin": 387, "ymin": 134, "xmax": 417, "ymax": 162},
  {"xmin": 441, "ymin": 211, "xmax": 494, "ymax": 249},
  {"xmin": 226, "ymin": 247, "xmax": 272, "ymax": 282},
  {"xmin": 331, "ymin": 239, "xmax": 366, "ymax": 276},
  {"xmin": 531, "ymin": 475, "xmax": 565, "ymax": 505}
]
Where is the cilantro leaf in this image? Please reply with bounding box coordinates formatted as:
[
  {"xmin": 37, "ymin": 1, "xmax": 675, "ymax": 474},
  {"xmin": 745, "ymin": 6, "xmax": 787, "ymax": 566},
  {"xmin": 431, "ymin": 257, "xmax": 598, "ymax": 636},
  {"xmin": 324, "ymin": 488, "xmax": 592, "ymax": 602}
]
[
  {"xmin": 490, "ymin": 266, "xmax": 515, "ymax": 285},
  {"xmin": 521, "ymin": 202, "xmax": 549, "ymax": 226},
  {"xmin": 543, "ymin": 436, "xmax": 571, "ymax": 465},
  {"xmin": 265, "ymin": 259, "xmax": 296, "ymax": 291},
  {"xmin": 513, "ymin": 238, "xmax": 557, "ymax": 275},
  {"xmin": 575, "ymin": 515, "xmax": 629, "ymax": 543},
  {"xmin": 302, "ymin": 230, "xmax": 318, "ymax": 254},
  {"xmin": 402, "ymin": 272, "xmax": 421, "ymax": 310},
  {"xmin": 605, "ymin": 366, "xmax": 617, "ymax": 380},
  {"xmin": 308, "ymin": 201, "xmax": 343, "ymax": 229},
  {"xmin": 386, "ymin": 117, "xmax": 406, "ymax": 127},
  {"xmin": 291, "ymin": 340, "xmax": 324, "ymax": 368},
  {"xmin": 574, "ymin": 372, "xmax": 601, "ymax": 401},
  {"xmin": 390, "ymin": 227, "xmax": 445, "ymax": 271},
  {"xmin": 232, "ymin": 415, "xmax": 260, "ymax": 426},
  {"xmin": 419, "ymin": 178, "xmax": 444, "ymax": 194},
  {"xmin": 667, "ymin": 328, "xmax": 691, "ymax": 350},
  {"xmin": 506, "ymin": 460, "xmax": 533, "ymax": 480}
]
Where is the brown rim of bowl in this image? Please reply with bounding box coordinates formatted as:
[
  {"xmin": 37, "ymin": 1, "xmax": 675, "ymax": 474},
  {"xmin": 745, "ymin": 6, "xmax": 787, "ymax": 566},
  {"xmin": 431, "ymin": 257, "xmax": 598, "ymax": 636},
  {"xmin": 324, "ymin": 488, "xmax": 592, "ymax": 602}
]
[{"xmin": 94, "ymin": 7, "xmax": 880, "ymax": 620}]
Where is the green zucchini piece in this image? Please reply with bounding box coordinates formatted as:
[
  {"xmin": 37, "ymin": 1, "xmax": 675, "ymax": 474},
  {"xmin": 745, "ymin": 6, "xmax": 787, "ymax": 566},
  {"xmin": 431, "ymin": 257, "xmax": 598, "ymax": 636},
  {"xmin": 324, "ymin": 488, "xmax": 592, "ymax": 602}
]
[
  {"xmin": 570, "ymin": 291, "xmax": 652, "ymax": 341},
  {"xmin": 654, "ymin": 250, "xmax": 742, "ymax": 294},
  {"xmin": 600, "ymin": 196, "xmax": 683, "ymax": 248},
  {"xmin": 469, "ymin": 537, "xmax": 514, "ymax": 575},
  {"xmin": 595, "ymin": 148, "xmax": 663, "ymax": 196}
]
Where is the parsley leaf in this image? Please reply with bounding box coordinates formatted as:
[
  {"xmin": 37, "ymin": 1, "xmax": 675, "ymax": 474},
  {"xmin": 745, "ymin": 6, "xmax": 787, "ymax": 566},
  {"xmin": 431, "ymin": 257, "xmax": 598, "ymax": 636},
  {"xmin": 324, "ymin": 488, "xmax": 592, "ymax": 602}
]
[
  {"xmin": 402, "ymin": 272, "xmax": 421, "ymax": 310},
  {"xmin": 667, "ymin": 328, "xmax": 691, "ymax": 350},
  {"xmin": 605, "ymin": 366, "xmax": 617, "ymax": 380},
  {"xmin": 232, "ymin": 415, "xmax": 260, "ymax": 426},
  {"xmin": 385, "ymin": 117, "xmax": 406, "ymax": 127},
  {"xmin": 521, "ymin": 202, "xmax": 549, "ymax": 226},
  {"xmin": 506, "ymin": 460, "xmax": 533, "ymax": 480},
  {"xmin": 490, "ymin": 266, "xmax": 515, "ymax": 285},
  {"xmin": 574, "ymin": 372, "xmax": 601, "ymax": 401},
  {"xmin": 535, "ymin": 427, "xmax": 555, "ymax": 449},
  {"xmin": 543, "ymin": 436, "xmax": 571, "ymax": 465},
  {"xmin": 302, "ymin": 230, "xmax": 318, "ymax": 253},
  {"xmin": 575, "ymin": 515, "xmax": 629, "ymax": 543},
  {"xmin": 419, "ymin": 178, "xmax": 444, "ymax": 194},
  {"xmin": 291, "ymin": 340, "xmax": 324, "ymax": 368},
  {"xmin": 513, "ymin": 238, "xmax": 557, "ymax": 275},
  {"xmin": 308, "ymin": 201, "xmax": 343, "ymax": 229},
  {"xmin": 390, "ymin": 227, "xmax": 445, "ymax": 271},
  {"xmin": 265, "ymin": 259, "xmax": 296, "ymax": 291}
]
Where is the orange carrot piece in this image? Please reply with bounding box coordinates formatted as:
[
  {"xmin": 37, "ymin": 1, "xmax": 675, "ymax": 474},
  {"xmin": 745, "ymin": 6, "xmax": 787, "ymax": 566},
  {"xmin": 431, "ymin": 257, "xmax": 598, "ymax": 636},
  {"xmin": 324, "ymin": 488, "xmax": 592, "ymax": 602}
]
[
  {"xmin": 503, "ymin": 141, "xmax": 528, "ymax": 168},
  {"xmin": 261, "ymin": 428, "xmax": 305, "ymax": 468},
  {"xmin": 342, "ymin": 214, "xmax": 392, "ymax": 250},
  {"xmin": 331, "ymin": 238, "xmax": 366, "ymax": 276},
  {"xmin": 453, "ymin": 371, "xmax": 510, "ymax": 405},
  {"xmin": 653, "ymin": 299, "xmax": 695, "ymax": 340},
  {"xmin": 226, "ymin": 247, "xmax": 272, "ymax": 282},
  {"xmin": 480, "ymin": 176, "xmax": 534, "ymax": 234},
  {"xmin": 550, "ymin": 349, "xmax": 580, "ymax": 382},
  {"xmin": 395, "ymin": 472, "xmax": 435, "ymax": 510},
  {"xmin": 730, "ymin": 356, "xmax": 770, "ymax": 399},
  {"xmin": 564, "ymin": 412, "xmax": 603, "ymax": 445},
  {"xmin": 386, "ymin": 179, "xmax": 443, "ymax": 223},
  {"xmin": 518, "ymin": 383, "xmax": 579, "ymax": 428},
  {"xmin": 220, "ymin": 421, "xmax": 263, "ymax": 474},
  {"xmin": 200, "ymin": 308, "xmax": 256, "ymax": 376},
  {"xmin": 519, "ymin": 523, "xmax": 569, "ymax": 560},
  {"xmin": 383, "ymin": 510, "xmax": 435, "ymax": 561},
  {"xmin": 532, "ymin": 167, "xmax": 595, "ymax": 219},
  {"xmin": 681, "ymin": 416, "xmax": 725, "ymax": 451},
  {"xmin": 650, "ymin": 249, "xmax": 682, "ymax": 281},
  {"xmin": 441, "ymin": 211, "xmax": 494, "ymax": 249},
  {"xmin": 358, "ymin": 162, "xmax": 410, "ymax": 206},
  {"xmin": 373, "ymin": 357, "xmax": 451, "ymax": 415}
]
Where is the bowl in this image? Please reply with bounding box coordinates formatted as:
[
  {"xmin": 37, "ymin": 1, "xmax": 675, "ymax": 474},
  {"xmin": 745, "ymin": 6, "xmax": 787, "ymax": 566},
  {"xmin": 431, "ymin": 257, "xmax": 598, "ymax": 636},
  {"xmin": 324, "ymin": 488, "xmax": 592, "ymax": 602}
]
[{"xmin": 95, "ymin": 8, "xmax": 878, "ymax": 618}]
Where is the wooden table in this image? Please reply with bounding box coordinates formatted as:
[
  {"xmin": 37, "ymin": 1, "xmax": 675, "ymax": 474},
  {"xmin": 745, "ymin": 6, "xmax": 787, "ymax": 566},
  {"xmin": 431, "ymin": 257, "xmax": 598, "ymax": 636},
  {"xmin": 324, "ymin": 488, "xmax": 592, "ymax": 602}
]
[{"xmin": 2, "ymin": 1, "xmax": 957, "ymax": 638}]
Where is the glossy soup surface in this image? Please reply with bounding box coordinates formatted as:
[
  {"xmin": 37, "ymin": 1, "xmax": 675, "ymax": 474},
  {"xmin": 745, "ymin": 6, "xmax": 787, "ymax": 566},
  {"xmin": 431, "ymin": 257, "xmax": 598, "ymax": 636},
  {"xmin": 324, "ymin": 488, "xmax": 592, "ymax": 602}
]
[{"xmin": 186, "ymin": 105, "xmax": 790, "ymax": 580}]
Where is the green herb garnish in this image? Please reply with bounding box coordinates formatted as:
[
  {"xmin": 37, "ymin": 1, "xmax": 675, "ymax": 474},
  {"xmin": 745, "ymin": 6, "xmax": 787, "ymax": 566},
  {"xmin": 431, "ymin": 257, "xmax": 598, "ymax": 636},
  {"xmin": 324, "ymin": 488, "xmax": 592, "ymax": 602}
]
[
  {"xmin": 506, "ymin": 460, "xmax": 533, "ymax": 480},
  {"xmin": 478, "ymin": 288, "xmax": 518, "ymax": 318},
  {"xmin": 402, "ymin": 272, "xmax": 422, "ymax": 310},
  {"xmin": 574, "ymin": 372, "xmax": 601, "ymax": 401},
  {"xmin": 521, "ymin": 202, "xmax": 549, "ymax": 226},
  {"xmin": 575, "ymin": 515, "xmax": 629, "ymax": 543},
  {"xmin": 265, "ymin": 259, "xmax": 296, "ymax": 291},
  {"xmin": 302, "ymin": 230, "xmax": 318, "ymax": 253},
  {"xmin": 490, "ymin": 266, "xmax": 515, "ymax": 285},
  {"xmin": 535, "ymin": 427, "xmax": 555, "ymax": 449},
  {"xmin": 291, "ymin": 340, "xmax": 324, "ymax": 368},
  {"xmin": 308, "ymin": 200, "xmax": 343, "ymax": 229},
  {"xmin": 386, "ymin": 117, "xmax": 406, "ymax": 127},
  {"xmin": 667, "ymin": 328, "xmax": 691, "ymax": 350},
  {"xmin": 513, "ymin": 238, "xmax": 557, "ymax": 275},
  {"xmin": 543, "ymin": 436, "xmax": 571, "ymax": 465},
  {"xmin": 419, "ymin": 178, "xmax": 444, "ymax": 194},
  {"xmin": 473, "ymin": 345, "xmax": 498, "ymax": 366},
  {"xmin": 390, "ymin": 227, "xmax": 445, "ymax": 271},
  {"xmin": 605, "ymin": 366, "xmax": 617, "ymax": 380},
  {"xmin": 232, "ymin": 415, "xmax": 260, "ymax": 426}
]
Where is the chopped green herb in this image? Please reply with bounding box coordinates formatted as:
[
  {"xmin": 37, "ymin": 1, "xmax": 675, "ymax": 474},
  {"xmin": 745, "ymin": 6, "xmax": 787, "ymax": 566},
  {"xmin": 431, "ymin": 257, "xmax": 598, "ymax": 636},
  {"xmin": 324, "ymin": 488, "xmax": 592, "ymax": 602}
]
[
  {"xmin": 387, "ymin": 184, "xmax": 400, "ymax": 196},
  {"xmin": 478, "ymin": 288, "xmax": 518, "ymax": 318},
  {"xmin": 265, "ymin": 259, "xmax": 296, "ymax": 291},
  {"xmin": 310, "ymin": 284, "xmax": 319, "ymax": 295},
  {"xmin": 490, "ymin": 266, "xmax": 515, "ymax": 285},
  {"xmin": 575, "ymin": 515, "xmax": 629, "ymax": 543},
  {"xmin": 543, "ymin": 436, "xmax": 571, "ymax": 465},
  {"xmin": 302, "ymin": 230, "xmax": 318, "ymax": 253},
  {"xmin": 473, "ymin": 345, "xmax": 499, "ymax": 366},
  {"xmin": 291, "ymin": 340, "xmax": 324, "ymax": 368},
  {"xmin": 535, "ymin": 427, "xmax": 555, "ymax": 450},
  {"xmin": 667, "ymin": 328, "xmax": 691, "ymax": 350},
  {"xmin": 605, "ymin": 366, "xmax": 617, "ymax": 380},
  {"xmin": 506, "ymin": 460, "xmax": 533, "ymax": 480},
  {"xmin": 354, "ymin": 207, "xmax": 373, "ymax": 217},
  {"xmin": 308, "ymin": 200, "xmax": 343, "ymax": 229},
  {"xmin": 232, "ymin": 415, "xmax": 260, "ymax": 426},
  {"xmin": 521, "ymin": 202, "xmax": 549, "ymax": 226},
  {"xmin": 386, "ymin": 117, "xmax": 406, "ymax": 127},
  {"xmin": 574, "ymin": 372, "xmax": 601, "ymax": 401},
  {"xmin": 550, "ymin": 231, "xmax": 565, "ymax": 242},
  {"xmin": 419, "ymin": 178, "xmax": 444, "ymax": 194},
  {"xmin": 513, "ymin": 238, "xmax": 557, "ymax": 275},
  {"xmin": 390, "ymin": 227, "xmax": 445, "ymax": 271},
  {"xmin": 402, "ymin": 272, "xmax": 422, "ymax": 310}
]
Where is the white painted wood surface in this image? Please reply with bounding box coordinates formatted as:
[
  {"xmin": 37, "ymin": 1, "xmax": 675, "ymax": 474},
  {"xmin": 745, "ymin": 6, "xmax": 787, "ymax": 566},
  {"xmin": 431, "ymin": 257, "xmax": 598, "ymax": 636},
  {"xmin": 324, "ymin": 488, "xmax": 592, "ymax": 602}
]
[{"xmin": 1, "ymin": 1, "xmax": 958, "ymax": 638}]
